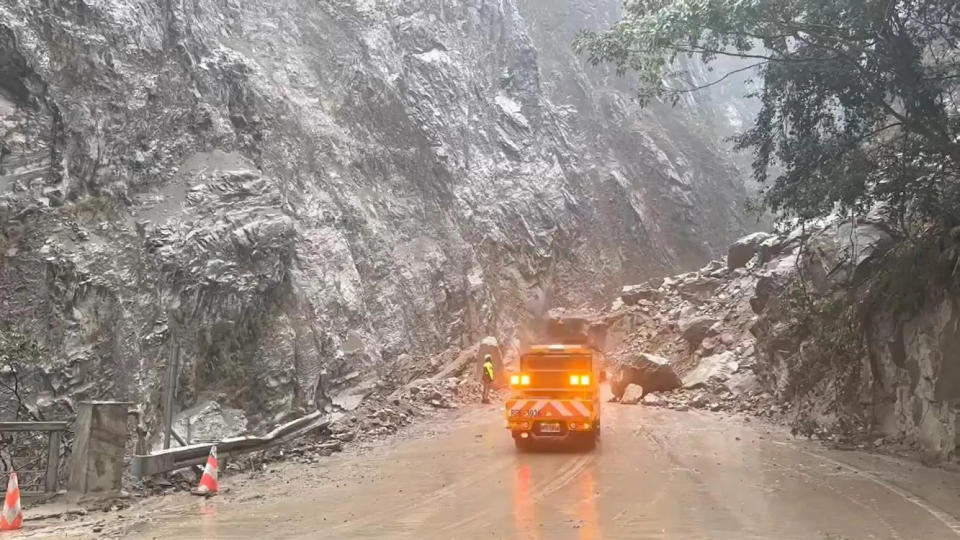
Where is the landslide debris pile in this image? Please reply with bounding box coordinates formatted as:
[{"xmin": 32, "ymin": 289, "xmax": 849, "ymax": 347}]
[
  {"xmin": 607, "ymin": 221, "xmax": 960, "ymax": 461},
  {"xmin": 138, "ymin": 350, "xmax": 492, "ymax": 496},
  {"xmin": 606, "ymin": 246, "xmax": 773, "ymax": 415}
]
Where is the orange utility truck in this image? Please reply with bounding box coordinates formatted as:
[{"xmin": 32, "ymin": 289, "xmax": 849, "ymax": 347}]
[{"xmin": 505, "ymin": 344, "xmax": 601, "ymax": 451}]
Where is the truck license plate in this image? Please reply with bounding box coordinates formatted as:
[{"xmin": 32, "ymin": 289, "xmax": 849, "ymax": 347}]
[{"xmin": 539, "ymin": 422, "xmax": 561, "ymax": 433}]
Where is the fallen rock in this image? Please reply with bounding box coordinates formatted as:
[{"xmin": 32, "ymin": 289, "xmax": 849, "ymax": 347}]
[
  {"xmin": 683, "ymin": 351, "xmax": 739, "ymax": 389},
  {"xmin": 699, "ymin": 260, "xmax": 724, "ymax": 274},
  {"xmin": 699, "ymin": 336, "xmax": 719, "ymax": 355},
  {"xmin": 621, "ymin": 285, "xmax": 663, "ymax": 305},
  {"xmin": 611, "ymin": 353, "xmax": 682, "ymax": 398},
  {"xmin": 677, "ymin": 277, "xmax": 721, "ymax": 300},
  {"xmin": 644, "ymin": 277, "xmax": 665, "ymax": 289},
  {"xmin": 316, "ymin": 439, "xmax": 343, "ymax": 452},
  {"xmin": 167, "ymin": 400, "xmax": 247, "ymax": 449},
  {"xmin": 759, "ymin": 235, "xmax": 788, "ymax": 263},
  {"xmin": 750, "ymin": 273, "xmax": 787, "ymax": 314},
  {"xmin": 621, "ymin": 384, "xmax": 645, "ymax": 404},
  {"xmin": 724, "ymin": 371, "xmax": 760, "ymax": 396},
  {"xmin": 679, "ymin": 316, "xmax": 719, "ymax": 347},
  {"xmin": 642, "ymin": 393, "xmax": 667, "ymax": 407},
  {"xmin": 728, "ymin": 232, "xmax": 774, "ymax": 269},
  {"xmin": 334, "ymin": 430, "xmax": 357, "ymax": 442},
  {"xmin": 332, "ymin": 378, "xmax": 377, "ymax": 411}
]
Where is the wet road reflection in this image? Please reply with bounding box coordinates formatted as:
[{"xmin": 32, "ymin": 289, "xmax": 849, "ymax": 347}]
[
  {"xmin": 512, "ymin": 463, "xmax": 538, "ymax": 539},
  {"xmin": 575, "ymin": 469, "xmax": 599, "ymax": 540}
]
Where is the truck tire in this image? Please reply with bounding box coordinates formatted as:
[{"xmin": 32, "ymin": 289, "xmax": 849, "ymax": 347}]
[
  {"xmin": 583, "ymin": 433, "xmax": 597, "ymax": 451},
  {"xmin": 514, "ymin": 437, "xmax": 530, "ymax": 452}
]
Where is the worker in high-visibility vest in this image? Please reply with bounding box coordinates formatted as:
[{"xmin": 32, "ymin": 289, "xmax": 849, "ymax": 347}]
[{"xmin": 481, "ymin": 354, "xmax": 495, "ymax": 404}]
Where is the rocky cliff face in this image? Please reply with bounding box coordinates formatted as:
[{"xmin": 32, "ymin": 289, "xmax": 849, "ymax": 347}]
[{"xmin": 0, "ymin": 0, "xmax": 751, "ymax": 426}]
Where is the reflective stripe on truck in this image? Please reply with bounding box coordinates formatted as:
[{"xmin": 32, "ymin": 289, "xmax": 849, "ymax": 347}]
[{"xmin": 505, "ymin": 399, "xmax": 593, "ymax": 419}]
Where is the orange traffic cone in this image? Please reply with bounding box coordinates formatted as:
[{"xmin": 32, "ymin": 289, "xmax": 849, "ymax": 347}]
[
  {"xmin": 1, "ymin": 472, "xmax": 22, "ymax": 531},
  {"xmin": 191, "ymin": 446, "xmax": 218, "ymax": 496}
]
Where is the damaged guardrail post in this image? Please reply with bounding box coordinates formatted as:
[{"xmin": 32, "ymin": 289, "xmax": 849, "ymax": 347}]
[
  {"xmin": 131, "ymin": 411, "xmax": 335, "ymax": 478},
  {"xmin": 67, "ymin": 401, "xmax": 132, "ymax": 496}
]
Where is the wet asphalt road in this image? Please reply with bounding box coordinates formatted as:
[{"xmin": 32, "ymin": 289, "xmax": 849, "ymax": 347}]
[{"xmin": 30, "ymin": 401, "xmax": 960, "ymax": 539}]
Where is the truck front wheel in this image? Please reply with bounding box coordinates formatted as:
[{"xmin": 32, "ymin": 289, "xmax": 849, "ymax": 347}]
[
  {"xmin": 514, "ymin": 436, "xmax": 531, "ymax": 452},
  {"xmin": 577, "ymin": 430, "xmax": 597, "ymax": 451}
]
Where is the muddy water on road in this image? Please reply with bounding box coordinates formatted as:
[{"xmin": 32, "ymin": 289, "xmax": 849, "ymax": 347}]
[{"xmin": 46, "ymin": 403, "xmax": 960, "ymax": 539}]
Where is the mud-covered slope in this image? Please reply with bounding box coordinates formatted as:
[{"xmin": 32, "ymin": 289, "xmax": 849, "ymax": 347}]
[{"xmin": 0, "ymin": 0, "xmax": 751, "ymax": 425}]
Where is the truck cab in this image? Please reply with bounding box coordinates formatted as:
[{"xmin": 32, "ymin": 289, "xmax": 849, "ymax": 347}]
[{"xmin": 505, "ymin": 344, "xmax": 601, "ymax": 450}]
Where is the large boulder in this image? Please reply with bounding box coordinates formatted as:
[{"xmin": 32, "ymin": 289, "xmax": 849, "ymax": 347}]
[
  {"xmin": 679, "ymin": 316, "xmax": 719, "ymax": 347},
  {"xmin": 728, "ymin": 232, "xmax": 774, "ymax": 269},
  {"xmin": 682, "ymin": 351, "xmax": 739, "ymax": 389},
  {"xmin": 611, "ymin": 353, "xmax": 682, "ymax": 399}
]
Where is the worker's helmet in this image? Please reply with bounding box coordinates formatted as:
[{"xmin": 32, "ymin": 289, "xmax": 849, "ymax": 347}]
[{"xmin": 483, "ymin": 354, "xmax": 492, "ymax": 362}]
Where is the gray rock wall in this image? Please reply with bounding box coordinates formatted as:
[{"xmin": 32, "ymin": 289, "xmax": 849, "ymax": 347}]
[{"xmin": 0, "ymin": 0, "xmax": 751, "ymax": 426}]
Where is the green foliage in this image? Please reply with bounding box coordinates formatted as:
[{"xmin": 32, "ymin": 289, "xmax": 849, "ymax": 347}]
[
  {"xmin": 777, "ymin": 276, "xmax": 867, "ymax": 439},
  {"xmin": 575, "ymin": 0, "xmax": 960, "ymax": 227}
]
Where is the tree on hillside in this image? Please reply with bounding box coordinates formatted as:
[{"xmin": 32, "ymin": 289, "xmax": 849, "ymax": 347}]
[
  {"xmin": 0, "ymin": 329, "xmax": 43, "ymax": 421},
  {"xmin": 575, "ymin": 0, "xmax": 960, "ymax": 229}
]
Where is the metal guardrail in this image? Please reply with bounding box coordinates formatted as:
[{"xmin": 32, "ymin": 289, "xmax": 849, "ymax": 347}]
[
  {"xmin": 131, "ymin": 411, "xmax": 337, "ymax": 478},
  {"xmin": 0, "ymin": 421, "xmax": 69, "ymax": 494}
]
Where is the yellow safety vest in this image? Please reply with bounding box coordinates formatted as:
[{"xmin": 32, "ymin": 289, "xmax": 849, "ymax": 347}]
[{"xmin": 483, "ymin": 361, "xmax": 494, "ymax": 381}]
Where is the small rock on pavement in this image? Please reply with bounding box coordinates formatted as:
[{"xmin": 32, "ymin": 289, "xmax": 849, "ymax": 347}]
[
  {"xmin": 621, "ymin": 384, "xmax": 645, "ymax": 405},
  {"xmin": 642, "ymin": 393, "xmax": 666, "ymax": 407}
]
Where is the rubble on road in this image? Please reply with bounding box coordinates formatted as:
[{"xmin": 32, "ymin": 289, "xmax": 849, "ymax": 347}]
[{"xmin": 133, "ymin": 341, "xmax": 495, "ymax": 497}]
